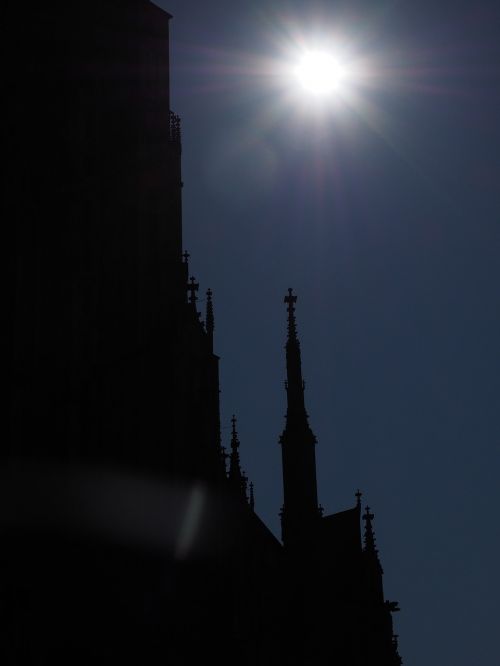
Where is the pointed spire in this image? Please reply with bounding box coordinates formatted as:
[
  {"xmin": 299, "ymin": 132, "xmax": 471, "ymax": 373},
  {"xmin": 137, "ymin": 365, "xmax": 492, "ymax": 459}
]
[
  {"xmin": 363, "ymin": 506, "xmax": 384, "ymax": 573},
  {"xmin": 228, "ymin": 415, "xmax": 248, "ymax": 501},
  {"xmin": 362, "ymin": 504, "xmax": 385, "ymax": 602},
  {"xmin": 206, "ymin": 288, "xmax": 214, "ymax": 351},
  {"xmin": 230, "ymin": 414, "xmax": 239, "ymax": 456},
  {"xmin": 283, "ymin": 288, "xmax": 308, "ymax": 419},
  {"xmin": 363, "ymin": 506, "xmax": 377, "ymax": 554},
  {"xmin": 284, "ymin": 287, "xmax": 298, "ymax": 342},
  {"xmin": 187, "ymin": 276, "xmax": 199, "ymax": 305},
  {"xmin": 249, "ymin": 482, "xmax": 255, "ymax": 511},
  {"xmin": 279, "ymin": 290, "xmax": 320, "ymax": 547}
]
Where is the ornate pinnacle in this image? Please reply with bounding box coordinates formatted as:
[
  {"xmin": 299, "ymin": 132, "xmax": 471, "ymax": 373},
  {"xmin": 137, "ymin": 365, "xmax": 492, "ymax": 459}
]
[
  {"xmin": 282, "ymin": 288, "xmax": 308, "ymax": 419},
  {"xmin": 363, "ymin": 506, "xmax": 377, "ymax": 554},
  {"xmin": 229, "ymin": 415, "xmax": 241, "ymax": 478},
  {"xmin": 284, "ymin": 288, "xmax": 298, "ymax": 342},
  {"xmin": 355, "ymin": 489, "xmax": 363, "ymax": 509},
  {"xmin": 187, "ymin": 276, "xmax": 199, "ymax": 305},
  {"xmin": 228, "ymin": 415, "xmax": 248, "ymax": 501}
]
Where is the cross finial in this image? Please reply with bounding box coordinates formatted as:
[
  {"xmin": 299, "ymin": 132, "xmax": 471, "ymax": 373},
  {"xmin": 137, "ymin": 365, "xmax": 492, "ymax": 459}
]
[
  {"xmin": 187, "ymin": 276, "xmax": 199, "ymax": 304},
  {"xmin": 182, "ymin": 250, "xmax": 190, "ymax": 264},
  {"xmin": 355, "ymin": 489, "xmax": 363, "ymax": 508},
  {"xmin": 363, "ymin": 506, "xmax": 375, "ymax": 522},
  {"xmin": 284, "ymin": 287, "xmax": 297, "ymax": 308},
  {"xmin": 284, "ymin": 288, "xmax": 298, "ymax": 341}
]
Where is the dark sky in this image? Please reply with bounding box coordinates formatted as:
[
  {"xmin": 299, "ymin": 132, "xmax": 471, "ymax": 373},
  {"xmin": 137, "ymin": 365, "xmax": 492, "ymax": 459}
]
[{"xmin": 153, "ymin": 1, "xmax": 499, "ymax": 663}]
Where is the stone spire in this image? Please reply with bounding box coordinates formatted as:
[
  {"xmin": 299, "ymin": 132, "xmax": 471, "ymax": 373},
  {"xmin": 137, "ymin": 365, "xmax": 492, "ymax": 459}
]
[
  {"xmin": 187, "ymin": 276, "xmax": 199, "ymax": 306},
  {"xmin": 361, "ymin": 503, "xmax": 401, "ymax": 662},
  {"xmin": 285, "ymin": 287, "xmax": 298, "ymax": 342},
  {"xmin": 283, "ymin": 288, "xmax": 307, "ymax": 419},
  {"xmin": 228, "ymin": 415, "xmax": 248, "ymax": 502},
  {"xmin": 362, "ymin": 505, "xmax": 385, "ymax": 605},
  {"xmin": 279, "ymin": 289, "xmax": 320, "ymax": 547},
  {"xmin": 363, "ymin": 506, "xmax": 380, "ymax": 563}
]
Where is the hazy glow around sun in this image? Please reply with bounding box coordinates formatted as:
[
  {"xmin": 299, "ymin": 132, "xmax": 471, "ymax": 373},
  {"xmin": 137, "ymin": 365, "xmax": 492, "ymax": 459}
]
[{"xmin": 295, "ymin": 50, "xmax": 345, "ymax": 95}]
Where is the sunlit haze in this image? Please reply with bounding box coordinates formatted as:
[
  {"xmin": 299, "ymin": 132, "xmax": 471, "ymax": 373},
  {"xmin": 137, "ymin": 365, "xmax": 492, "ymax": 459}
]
[{"xmin": 295, "ymin": 50, "xmax": 345, "ymax": 95}]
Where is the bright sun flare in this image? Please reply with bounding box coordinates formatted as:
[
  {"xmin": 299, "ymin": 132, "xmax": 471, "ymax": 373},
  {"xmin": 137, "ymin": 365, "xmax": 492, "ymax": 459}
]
[{"xmin": 295, "ymin": 51, "xmax": 345, "ymax": 95}]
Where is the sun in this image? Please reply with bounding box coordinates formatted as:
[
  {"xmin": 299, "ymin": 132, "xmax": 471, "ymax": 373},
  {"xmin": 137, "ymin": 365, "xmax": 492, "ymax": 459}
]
[{"xmin": 295, "ymin": 50, "xmax": 345, "ymax": 96}]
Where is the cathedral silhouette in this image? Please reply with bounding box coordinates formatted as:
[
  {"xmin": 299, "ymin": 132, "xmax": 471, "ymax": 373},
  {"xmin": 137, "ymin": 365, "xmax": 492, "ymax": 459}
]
[{"xmin": 4, "ymin": 2, "xmax": 402, "ymax": 664}]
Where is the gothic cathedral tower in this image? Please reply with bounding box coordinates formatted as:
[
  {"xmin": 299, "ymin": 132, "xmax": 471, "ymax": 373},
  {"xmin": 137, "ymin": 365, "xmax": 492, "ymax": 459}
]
[{"xmin": 280, "ymin": 289, "xmax": 322, "ymax": 547}]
